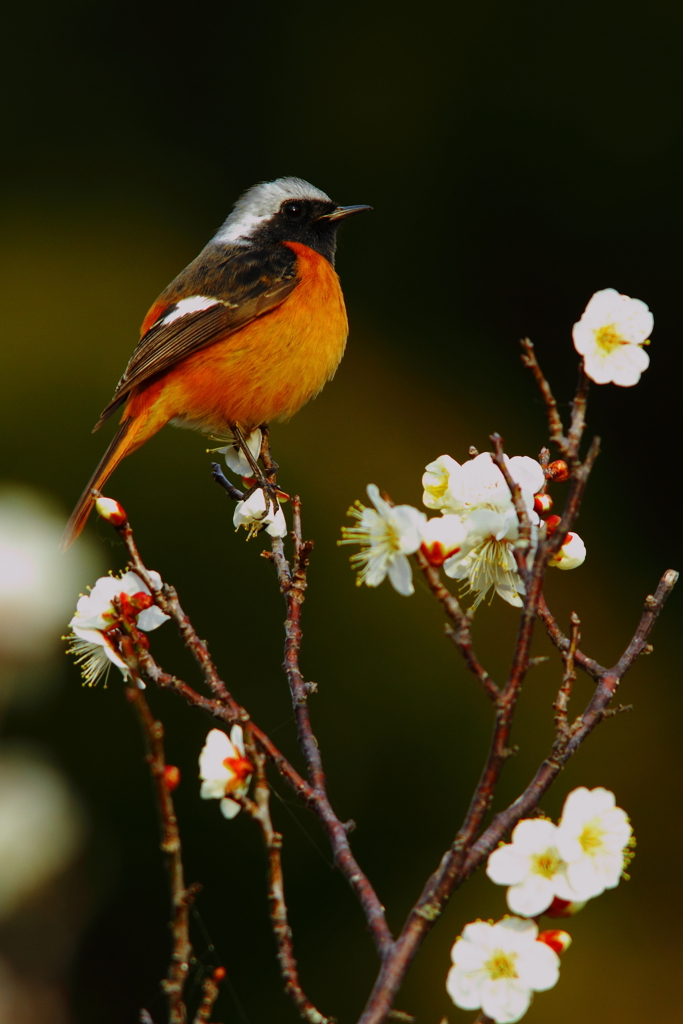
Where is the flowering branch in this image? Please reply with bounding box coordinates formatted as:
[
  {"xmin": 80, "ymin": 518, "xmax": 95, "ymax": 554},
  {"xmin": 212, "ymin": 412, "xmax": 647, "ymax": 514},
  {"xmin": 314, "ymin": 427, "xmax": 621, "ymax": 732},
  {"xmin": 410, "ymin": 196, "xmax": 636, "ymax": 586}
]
[{"xmin": 68, "ymin": 288, "xmax": 669, "ymax": 1024}]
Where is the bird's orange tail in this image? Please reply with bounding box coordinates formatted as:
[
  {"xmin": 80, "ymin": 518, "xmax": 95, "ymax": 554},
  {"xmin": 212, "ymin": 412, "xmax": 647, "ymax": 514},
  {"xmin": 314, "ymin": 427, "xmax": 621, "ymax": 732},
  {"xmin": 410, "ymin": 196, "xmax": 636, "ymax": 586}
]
[{"xmin": 61, "ymin": 418, "xmax": 136, "ymax": 551}]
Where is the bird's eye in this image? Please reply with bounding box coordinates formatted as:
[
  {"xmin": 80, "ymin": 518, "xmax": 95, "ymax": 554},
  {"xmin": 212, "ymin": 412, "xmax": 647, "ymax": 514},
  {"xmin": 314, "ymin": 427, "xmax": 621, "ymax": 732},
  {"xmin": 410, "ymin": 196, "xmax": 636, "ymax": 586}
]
[{"xmin": 281, "ymin": 201, "xmax": 306, "ymax": 221}]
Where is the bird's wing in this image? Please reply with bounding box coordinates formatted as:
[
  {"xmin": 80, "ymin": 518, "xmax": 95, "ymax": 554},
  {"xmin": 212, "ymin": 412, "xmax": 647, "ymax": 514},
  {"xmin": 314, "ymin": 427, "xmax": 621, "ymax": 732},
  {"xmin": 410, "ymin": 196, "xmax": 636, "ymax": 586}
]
[{"xmin": 94, "ymin": 243, "xmax": 299, "ymax": 429}]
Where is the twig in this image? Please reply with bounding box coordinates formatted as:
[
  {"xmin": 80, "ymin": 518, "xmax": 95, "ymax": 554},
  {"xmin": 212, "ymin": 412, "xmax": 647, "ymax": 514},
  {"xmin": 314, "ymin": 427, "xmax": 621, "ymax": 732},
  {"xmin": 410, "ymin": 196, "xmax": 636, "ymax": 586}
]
[
  {"xmin": 125, "ymin": 680, "xmax": 196, "ymax": 1024},
  {"xmin": 414, "ymin": 550, "xmax": 499, "ymax": 701},
  {"xmin": 269, "ymin": 498, "xmax": 394, "ymax": 956},
  {"xmin": 520, "ymin": 338, "xmax": 566, "ymax": 449},
  {"xmin": 191, "ymin": 971, "xmax": 222, "ymax": 1024},
  {"xmin": 489, "ymin": 432, "xmax": 532, "ymax": 571},
  {"xmin": 553, "ymin": 612, "xmax": 580, "ymax": 747},
  {"xmin": 245, "ymin": 738, "xmax": 334, "ymax": 1024},
  {"xmin": 116, "ymin": 517, "xmax": 243, "ymax": 717}
]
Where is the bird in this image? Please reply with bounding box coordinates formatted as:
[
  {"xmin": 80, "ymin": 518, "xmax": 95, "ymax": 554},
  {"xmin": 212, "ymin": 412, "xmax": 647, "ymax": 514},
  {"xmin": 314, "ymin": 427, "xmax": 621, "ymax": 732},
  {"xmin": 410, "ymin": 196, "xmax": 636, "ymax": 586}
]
[{"xmin": 61, "ymin": 177, "xmax": 371, "ymax": 549}]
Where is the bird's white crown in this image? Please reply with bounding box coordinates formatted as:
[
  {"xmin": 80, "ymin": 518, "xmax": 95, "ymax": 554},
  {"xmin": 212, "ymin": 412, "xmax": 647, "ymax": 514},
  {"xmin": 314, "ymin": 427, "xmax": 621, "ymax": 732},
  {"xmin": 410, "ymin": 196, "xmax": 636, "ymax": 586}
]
[{"xmin": 213, "ymin": 177, "xmax": 332, "ymax": 245}]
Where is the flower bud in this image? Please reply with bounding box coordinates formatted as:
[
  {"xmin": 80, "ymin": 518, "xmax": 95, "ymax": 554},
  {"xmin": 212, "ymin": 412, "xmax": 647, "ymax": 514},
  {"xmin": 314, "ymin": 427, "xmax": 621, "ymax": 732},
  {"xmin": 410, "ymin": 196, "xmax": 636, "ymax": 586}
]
[
  {"xmin": 537, "ymin": 929, "xmax": 572, "ymax": 955},
  {"xmin": 164, "ymin": 765, "xmax": 181, "ymax": 792},
  {"xmin": 534, "ymin": 493, "xmax": 553, "ymax": 514},
  {"xmin": 549, "ymin": 532, "xmax": 586, "ymax": 570},
  {"xmin": 95, "ymin": 496, "xmax": 127, "ymax": 526},
  {"xmin": 546, "ymin": 460, "xmax": 570, "ymax": 482},
  {"xmin": 213, "ymin": 967, "xmax": 226, "ymax": 982},
  {"xmin": 544, "ymin": 514, "xmax": 562, "ymax": 537},
  {"xmin": 420, "ymin": 515, "xmax": 466, "ymax": 567},
  {"xmin": 544, "ymin": 896, "xmax": 587, "ymax": 918}
]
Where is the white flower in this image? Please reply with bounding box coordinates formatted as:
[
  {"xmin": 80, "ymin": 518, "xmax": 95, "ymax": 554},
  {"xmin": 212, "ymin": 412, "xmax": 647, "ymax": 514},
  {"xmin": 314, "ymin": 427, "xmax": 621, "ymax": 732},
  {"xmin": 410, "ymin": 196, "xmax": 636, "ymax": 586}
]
[
  {"xmin": 487, "ymin": 819, "xmax": 574, "ymax": 917},
  {"xmin": 444, "ymin": 508, "xmax": 530, "ymax": 608},
  {"xmin": 424, "ymin": 452, "xmax": 545, "ymax": 520},
  {"xmin": 548, "ymin": 531, "xmax": 586, "ymax": 570},
  {"xmin": 66, "ymin": 570, "xmax": 170, "ymax": 687},
  {"xmin": 217, "ymin": 428, "xmax": 263, "ymax": 478},
  {"xmin": 233, "ymin": 487, "xmax": 287, "ymax": 538},
  {"xmin": 422, "ymin": 455, "xmax": 461, "ymax": 511},
  {"xmin": 199, "ymin": 726, "xmax": 253, "ymax": 819},
  {"xmin": 554, "ymin": 787, "xmax": 633, "ymax": 900},
  {"xmin": 339, "ymin": 484, "xmax": 426, "ymax": 596},
  {"xmin": 447, "ymin": 917, "xmax": 560, "ymax": 1023},
  {"xmin": 420, "ymin": 515, "xmax": 467, "ymax": 566},
  {"xmin": 573, "ymin": 288, "xmax": 652, "ymax": 386}
]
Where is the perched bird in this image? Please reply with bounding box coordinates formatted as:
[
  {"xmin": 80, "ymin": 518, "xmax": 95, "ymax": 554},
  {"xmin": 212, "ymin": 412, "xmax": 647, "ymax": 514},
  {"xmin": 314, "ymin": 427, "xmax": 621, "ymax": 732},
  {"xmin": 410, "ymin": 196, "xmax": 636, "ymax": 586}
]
[{"xmin": 61, "ymin": 177, "xmax": 370, "ymax": 549}]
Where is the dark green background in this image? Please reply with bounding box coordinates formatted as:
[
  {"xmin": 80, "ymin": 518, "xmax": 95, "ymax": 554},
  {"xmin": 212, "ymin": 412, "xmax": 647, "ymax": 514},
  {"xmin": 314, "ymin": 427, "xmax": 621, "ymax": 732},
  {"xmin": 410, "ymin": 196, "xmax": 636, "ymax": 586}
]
[{"xmin": 1, "ymin": 1, "xmax": 681, "ymax": 1021}]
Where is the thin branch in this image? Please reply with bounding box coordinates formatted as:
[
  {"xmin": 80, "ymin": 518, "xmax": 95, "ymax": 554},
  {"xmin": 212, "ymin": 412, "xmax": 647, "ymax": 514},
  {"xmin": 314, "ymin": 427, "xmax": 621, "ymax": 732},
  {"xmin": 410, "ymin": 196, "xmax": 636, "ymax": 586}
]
[
  {"xmin": 191, "ymin": 971, "xmax": 223, "ymax": 1024},
  {"xmin": 268, "ymin": 497, "xmax": 394, "ymax": 956},
  {"xmin": 489, "ymin": 432, "xmax": 531, "ymax": 571},
  {"xmin": 414, "ymin": 550, "xmax": 499, "ymax": 701},
  {"xmin": 125, "ymin": 678, "xmax": 196, "ymax": 1024},
  {"xmin": 245, "ymin": 738, "xmax": 334, "ymax": 1024},
  {"xmin": 520, "ymin": 338, "xmax": 566, "ymax": 449},
  {"xmin": 553, "ymin": 612, "xmax": 580, "ymax": 746},
  {"xmin": 115, "ymin": 516, "xmax": 243, "ymax": 716}
]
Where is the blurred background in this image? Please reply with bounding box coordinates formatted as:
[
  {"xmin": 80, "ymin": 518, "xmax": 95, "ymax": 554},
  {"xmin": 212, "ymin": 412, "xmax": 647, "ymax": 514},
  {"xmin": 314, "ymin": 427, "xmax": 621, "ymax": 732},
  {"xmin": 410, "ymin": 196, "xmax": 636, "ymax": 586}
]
[{"xmin": 1, "ymin": 1, "xmax": 682, "ymax": 1020}]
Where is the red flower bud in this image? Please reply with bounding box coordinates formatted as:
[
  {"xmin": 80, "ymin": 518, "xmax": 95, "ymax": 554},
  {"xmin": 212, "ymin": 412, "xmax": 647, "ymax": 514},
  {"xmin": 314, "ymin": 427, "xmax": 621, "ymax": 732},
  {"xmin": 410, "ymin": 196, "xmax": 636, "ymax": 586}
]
[
  {"xmin": 119, "ymin": 591, "xmax": 154, "ymax": 623},
  {"xmin": 534, "ymin": 493, "xmax": 553, "ymax": 514},
  {"xmin": 164, "ymin": 765, "xmax": 181, "ymax": 792},
  {"xmin": 95, "ymin": 496, "xmax": 127, "ymax": 526},
  {"xmin": 546, "ymin": 460, "xmax": 570, "ymax": 483},
  {"xmin": 213, "ymin": 967, "xmax": 226, "ymax": 982},
  {"xmin": 544, "ymin": 515, "xmax": 562, "ymax": 537},
  {"xmin": 544, "ymin": 896, "xmax": 587, "ymax": 918},
  {"xmin": 537, "ymin": 929, "xmax": 572, "ymax": 955}
]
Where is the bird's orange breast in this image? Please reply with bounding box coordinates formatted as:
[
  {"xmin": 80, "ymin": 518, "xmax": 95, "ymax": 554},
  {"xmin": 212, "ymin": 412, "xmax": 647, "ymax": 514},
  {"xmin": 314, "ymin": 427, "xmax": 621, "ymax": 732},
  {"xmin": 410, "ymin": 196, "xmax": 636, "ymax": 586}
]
[{"xmin": 135, "ymin": 242, "xmax": 348, "ymax": 435}]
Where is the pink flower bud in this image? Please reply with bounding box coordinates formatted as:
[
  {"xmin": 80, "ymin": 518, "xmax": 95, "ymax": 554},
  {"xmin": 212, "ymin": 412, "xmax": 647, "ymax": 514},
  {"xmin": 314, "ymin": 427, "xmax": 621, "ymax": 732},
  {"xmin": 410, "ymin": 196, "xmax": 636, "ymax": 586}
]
[
  {"xmin": 537, "ymin": 929, "xmax": 572, "ymax": 955},
  {"xmin": 164, "ymin": 765, "xmax": 181, "ymax": 792},
  {"xmin": 546, "ymin": 460, "xmax": 570, "ymax": 482},
  {"xmin": 95, "ymin": 496, "xmax": 127, "ymax": 526}
]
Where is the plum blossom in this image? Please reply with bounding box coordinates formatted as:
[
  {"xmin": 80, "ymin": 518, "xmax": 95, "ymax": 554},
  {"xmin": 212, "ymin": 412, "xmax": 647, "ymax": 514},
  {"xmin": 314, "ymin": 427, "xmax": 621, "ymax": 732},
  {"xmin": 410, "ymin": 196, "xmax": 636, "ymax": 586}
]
[
  {"xmin": 446, "ymin": 917, "xmax": 560, "ymax": 1023},
  {"xmin": 423, "ymin": 452, "xmax": 545, "ymax": 520},
  {"xmin": 199, "ymin": 726, "xmax": 253, "ymax": 819},
  {"xmin": 573, "ymin": 288, "xmax": 652, "ymax": 386},
  {"xmin": 233, "ymin": 487, "xmax": 287, "ymax": 539},
  {"xmin": 216, "ymin": 428, "xmax": 263, "ymax": 479},
  {"xmin": 66, "ymin": 571, "xmax": 170, "ymax": 687},
  {"xmin": 422, "ymin": 455, "xmax": 461, "ymax": 511},
  {"xmin": 548, "ymin": 531, "xmax": 586, "ymax": 570},
  {"xmin": 420, "ymin": 514, "xmax": 467, "ymax": 567},
  {"xmin": 339, "ymin": 485, "xmax": 426, "ymax": 596},
  {"xmin": 486, "ymin": 819, "xmax": 573, "ymax": 917},
  {"xmin": 444, "ymin": 507, "xmax": 529, "ymax": 608},
  {"xmin": 420, "ymin": 451, "xmax": 545, "ymax": 608},
  {"xmin": 555, "ymin": 787, "xmax": 633, "ymax": 900}
]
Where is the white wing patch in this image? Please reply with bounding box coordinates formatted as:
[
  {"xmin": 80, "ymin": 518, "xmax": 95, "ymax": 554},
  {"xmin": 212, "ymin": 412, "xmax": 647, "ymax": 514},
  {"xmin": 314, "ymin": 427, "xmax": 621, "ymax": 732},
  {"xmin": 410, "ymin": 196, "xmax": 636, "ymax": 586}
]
[
  {"xmin": 213, "ymin": 176, "xmax": 331, "ymax": 245},
  {"xmin": 159, "ymin": 296, "xmax": 221, "ymax": 327}
]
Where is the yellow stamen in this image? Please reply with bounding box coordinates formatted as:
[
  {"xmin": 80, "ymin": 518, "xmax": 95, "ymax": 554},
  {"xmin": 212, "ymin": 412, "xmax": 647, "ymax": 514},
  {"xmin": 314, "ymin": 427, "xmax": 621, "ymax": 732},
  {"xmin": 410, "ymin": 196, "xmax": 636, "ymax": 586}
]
[
  {"xmin": 531, "ymin": 848, "xmax": 562, "ymax": 878},
  {"xmin": 484, "ymin": 950, "xmax": 519, "ymax": 981},
  {"xmin": 578, "ymin": 820, "xmax": 606, "ymax": 855},
  {"xmin": 594, "ymin": 323, "xmax": 625, "ymax": 355}
]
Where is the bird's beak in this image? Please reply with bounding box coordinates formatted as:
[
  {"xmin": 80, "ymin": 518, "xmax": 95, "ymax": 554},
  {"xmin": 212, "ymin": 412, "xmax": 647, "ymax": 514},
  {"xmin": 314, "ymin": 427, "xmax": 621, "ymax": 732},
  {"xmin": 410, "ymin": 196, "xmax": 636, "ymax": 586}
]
[{"xmin": 319, "ymin": 204, "xmax": 373, "ymax": 222}]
